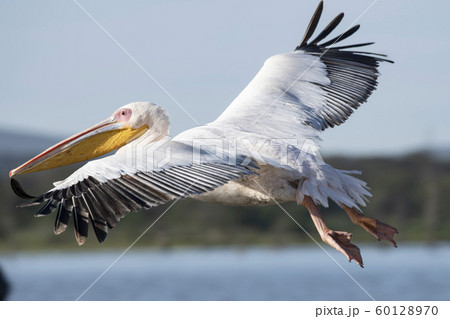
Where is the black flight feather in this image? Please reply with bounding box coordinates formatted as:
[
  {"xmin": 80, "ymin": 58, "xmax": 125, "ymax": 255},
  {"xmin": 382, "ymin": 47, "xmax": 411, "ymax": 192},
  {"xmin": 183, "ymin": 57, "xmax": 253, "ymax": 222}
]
[
  {"xmin": 319, "ymin": 24, "xmax": 360, "ymax": 47},
  {"xmin": 298, "ymin": 1, "xmax": 323, "ymax": 48},
  {"xmin": 11, "ymin": 178, "xmax": 36, "ymax": 200},
  {"xmin": 309, "ymin": 12, "xmax": 344, "ymax": 45}
]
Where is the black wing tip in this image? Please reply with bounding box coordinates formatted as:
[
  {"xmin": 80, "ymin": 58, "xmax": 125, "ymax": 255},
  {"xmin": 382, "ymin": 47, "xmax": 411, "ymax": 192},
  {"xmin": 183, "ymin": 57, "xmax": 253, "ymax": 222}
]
[
  {"xmin": 12, "ymin": 175, "xmax": 113, "ymax": 245},
  {"xmin": 309, "ymin": 12, "xmax": 344, "ymax": 46},
  {"xmin": 296, "ymin": 4, "xmax": 392, "ymax": 63},
  {"xmin": 318, "ymin": 24, "xmax": 360, "ymax": 48},
  {"xmin": 94, "ymin": 229, "xmax": 108, "ymax": 243},
  {"xmin": 294, "ymin": 1, "xmax": 394, "ymax": 63},
  {"xmin": 298, "ymin": 1, "xmax": 324, "ymax": 48},
  {"xmin": 11, "ymin": 178, "xmax": 37, "ymax": 200}
]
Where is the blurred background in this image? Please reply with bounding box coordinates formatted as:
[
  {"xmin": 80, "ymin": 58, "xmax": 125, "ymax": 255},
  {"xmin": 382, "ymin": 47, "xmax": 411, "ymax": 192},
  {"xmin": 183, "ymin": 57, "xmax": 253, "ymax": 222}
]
[{"xmin": 1, "ymin": 0, "xmax": 449, "ymax": 300}]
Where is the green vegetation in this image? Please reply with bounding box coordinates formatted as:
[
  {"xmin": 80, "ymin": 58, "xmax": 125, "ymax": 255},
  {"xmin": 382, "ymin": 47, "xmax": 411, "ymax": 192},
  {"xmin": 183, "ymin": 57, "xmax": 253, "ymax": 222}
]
[{"xmin": 1, "ymin": 152, "xmax": 449, "ymax": 252}]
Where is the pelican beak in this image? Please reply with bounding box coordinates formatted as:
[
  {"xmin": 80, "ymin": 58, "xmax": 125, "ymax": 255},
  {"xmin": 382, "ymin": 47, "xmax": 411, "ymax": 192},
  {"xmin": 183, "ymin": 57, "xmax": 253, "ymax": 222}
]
[{"xmin": 9, "ymin": 117, "xmax": 148, "ymax": 178}]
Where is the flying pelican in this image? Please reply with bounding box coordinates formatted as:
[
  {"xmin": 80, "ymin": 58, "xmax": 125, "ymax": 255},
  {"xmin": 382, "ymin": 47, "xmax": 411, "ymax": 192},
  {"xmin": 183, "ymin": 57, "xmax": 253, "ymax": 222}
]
[{"xmin": 10, "ymin": 1, "xmax": 397, "ymax": 267}]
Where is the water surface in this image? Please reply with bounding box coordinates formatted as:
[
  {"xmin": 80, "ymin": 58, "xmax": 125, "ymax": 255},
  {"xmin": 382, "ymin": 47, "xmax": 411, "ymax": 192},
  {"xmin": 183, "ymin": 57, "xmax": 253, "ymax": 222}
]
[{"xmin": 1, "ymin": 244, "xmax": 449, "ymax": 300}]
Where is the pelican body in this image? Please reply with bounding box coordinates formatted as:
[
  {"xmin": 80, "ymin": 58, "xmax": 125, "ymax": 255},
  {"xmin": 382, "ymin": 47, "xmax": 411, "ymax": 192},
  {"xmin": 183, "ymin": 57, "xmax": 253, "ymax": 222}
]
[{"xmin": 10, "ymin": 2, "xmax": 397, "ymax": 266}]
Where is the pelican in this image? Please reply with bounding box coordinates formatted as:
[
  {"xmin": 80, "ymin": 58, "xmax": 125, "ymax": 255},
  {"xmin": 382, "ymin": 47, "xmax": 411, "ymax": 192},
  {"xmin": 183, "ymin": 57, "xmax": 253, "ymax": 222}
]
[{"xmin": 10, "ymin": 1, "xmax": 397, "ymax": 267}]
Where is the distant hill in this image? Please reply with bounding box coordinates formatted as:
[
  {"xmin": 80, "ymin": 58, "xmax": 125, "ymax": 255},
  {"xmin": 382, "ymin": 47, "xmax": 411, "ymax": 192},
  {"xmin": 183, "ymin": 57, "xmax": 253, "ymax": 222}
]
[
  {"xmin": 0, "ymin": 130, "xmax": 62, "ymax": 176},
  {"xmin": 430, "ymin": 148, "xmax": 450, "ymax": 161},
  {"xmin": 0, "ymin": 129, "xmax": 60, "ymax": 156}
]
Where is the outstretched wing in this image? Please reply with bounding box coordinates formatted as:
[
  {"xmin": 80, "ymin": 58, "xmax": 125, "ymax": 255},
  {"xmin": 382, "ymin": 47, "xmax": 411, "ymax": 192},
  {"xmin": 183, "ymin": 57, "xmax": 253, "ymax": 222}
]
[
  {"xmin": 12, "ymin": 140, "xmax": 256, "ymax": 245},
  {"xmin": 213, "ymin": 1, "xmax": 392, "ymax": 135}
]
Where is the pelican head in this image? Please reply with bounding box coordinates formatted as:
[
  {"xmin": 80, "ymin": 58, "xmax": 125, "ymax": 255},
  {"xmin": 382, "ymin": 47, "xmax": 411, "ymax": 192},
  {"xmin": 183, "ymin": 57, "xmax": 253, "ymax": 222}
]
[{"xmin": 9, "ymin": 102, "xmax": 169, "ymax": 177}]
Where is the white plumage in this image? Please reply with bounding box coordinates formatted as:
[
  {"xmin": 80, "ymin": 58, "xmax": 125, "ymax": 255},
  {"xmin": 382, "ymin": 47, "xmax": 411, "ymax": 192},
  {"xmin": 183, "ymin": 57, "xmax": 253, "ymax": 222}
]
[{"xmin": 11, "ymin": 1, "xmax": 398, "ymax": 266}]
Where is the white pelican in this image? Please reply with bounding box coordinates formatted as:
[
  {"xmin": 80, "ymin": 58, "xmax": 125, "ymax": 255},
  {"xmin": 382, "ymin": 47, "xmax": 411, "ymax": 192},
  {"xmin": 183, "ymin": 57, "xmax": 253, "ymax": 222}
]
[{"xmin": 10, "ymin": 1, "xmax": 397, "ymax": 266}]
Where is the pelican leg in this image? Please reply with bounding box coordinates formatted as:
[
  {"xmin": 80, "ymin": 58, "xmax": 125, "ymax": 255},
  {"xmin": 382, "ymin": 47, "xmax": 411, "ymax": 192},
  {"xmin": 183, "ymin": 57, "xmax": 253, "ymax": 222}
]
[
  {"xmin": 342, "ymin": 204, "xmax": 398, "ymax": 247},
  {"xmin": 302, "ymin": 195, "xmax": 363, "ymax": 267}
]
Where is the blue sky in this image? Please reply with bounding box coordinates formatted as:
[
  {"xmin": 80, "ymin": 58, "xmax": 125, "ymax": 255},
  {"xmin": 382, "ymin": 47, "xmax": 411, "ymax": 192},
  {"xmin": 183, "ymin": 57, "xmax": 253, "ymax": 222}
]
[{"xmin": 1, "ymin": 0, "xmax": 449, "ymax": 156}]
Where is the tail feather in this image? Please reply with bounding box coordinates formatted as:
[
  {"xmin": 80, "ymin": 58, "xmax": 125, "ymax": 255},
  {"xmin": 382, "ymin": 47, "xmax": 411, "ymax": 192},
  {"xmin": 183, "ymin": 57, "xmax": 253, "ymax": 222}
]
[{"xmin": 299, "ymin": 161, "xmax": 371, "ymax": 209}]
